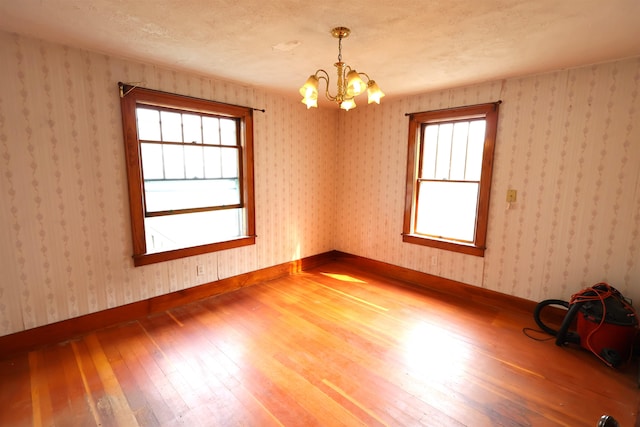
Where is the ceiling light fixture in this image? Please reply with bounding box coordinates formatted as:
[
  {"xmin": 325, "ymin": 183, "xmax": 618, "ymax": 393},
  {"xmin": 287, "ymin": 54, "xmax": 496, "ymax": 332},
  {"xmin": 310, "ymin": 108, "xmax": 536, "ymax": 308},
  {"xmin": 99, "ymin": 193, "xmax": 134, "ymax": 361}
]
[{"xmin": 299, "ymin": 27, "xmax": 384, "ymax": 111}]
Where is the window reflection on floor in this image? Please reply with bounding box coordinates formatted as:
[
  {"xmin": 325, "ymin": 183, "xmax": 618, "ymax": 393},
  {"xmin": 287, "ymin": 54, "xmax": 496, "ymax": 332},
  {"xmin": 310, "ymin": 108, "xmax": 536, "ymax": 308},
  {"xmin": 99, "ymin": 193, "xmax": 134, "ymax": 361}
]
[{"xmin": 401, "ymin": 321, "xmax": 470, "ymax": 382}]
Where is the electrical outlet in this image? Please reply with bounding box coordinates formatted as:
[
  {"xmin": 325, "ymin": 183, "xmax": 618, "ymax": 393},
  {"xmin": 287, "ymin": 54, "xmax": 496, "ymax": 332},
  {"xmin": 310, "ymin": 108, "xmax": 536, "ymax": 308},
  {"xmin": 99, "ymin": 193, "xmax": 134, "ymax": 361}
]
[
  {"xmin": 506, "ymin": 189, "xmax": 517, "ymax": 203},
  {"xmin": 196, "ymin": 265, "xmax": 205, "ymax": 276}
]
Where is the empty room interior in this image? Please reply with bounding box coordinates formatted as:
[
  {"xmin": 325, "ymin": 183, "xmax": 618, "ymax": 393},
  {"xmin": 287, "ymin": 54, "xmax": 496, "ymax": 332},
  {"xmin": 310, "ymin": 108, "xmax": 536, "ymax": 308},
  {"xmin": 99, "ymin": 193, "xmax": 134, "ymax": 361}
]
[{"xmin": 1, "ymin": 1, "xmax": 639, "ymax": 426}]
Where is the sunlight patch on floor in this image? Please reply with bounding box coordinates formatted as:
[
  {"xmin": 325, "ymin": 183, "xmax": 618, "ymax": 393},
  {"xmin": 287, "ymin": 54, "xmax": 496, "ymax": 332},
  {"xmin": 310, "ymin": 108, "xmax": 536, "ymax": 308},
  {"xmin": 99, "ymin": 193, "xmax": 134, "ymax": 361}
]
[
  {"xmin": 401, "ymin": 321, "xmax": 470, "ymax": 382},
  {"xmin": 321, "ymin": 272, "xmax": 367, "ymax": 283}
]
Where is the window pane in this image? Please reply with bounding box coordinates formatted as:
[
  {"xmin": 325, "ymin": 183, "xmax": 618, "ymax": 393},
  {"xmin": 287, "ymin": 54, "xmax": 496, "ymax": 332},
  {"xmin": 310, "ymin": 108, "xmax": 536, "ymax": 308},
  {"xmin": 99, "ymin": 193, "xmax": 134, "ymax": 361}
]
[
  {"xmin": 140, "ymin": 143, "xmax": 164, "ymax": 179},
  {"xmin": 184, "ymin": 145, "xmax": 204, "ymax": 179},
  {"xmin": 466, "ymin": 120, "xmax": 486, "ymax": 181},
  {"xmin": 204, "ymin": 146, "xmax": 222, "ymax": 178},
  {"xmin": 145, "ymin": 208, "xmax": 243, "ymax": 253},
  {"xmin": 415, "ymin": 181, "xmax": 479, "ymax": 242},
  {"xmin": 144, "ymin": 178, "xmax": 240, "ymax": 213},
  {"xmin": 221, "ymin": 148, "xmax": 239, "ymax": 178},
  {"xmin": 450, "ymin": 122, "xmax": 469, "ymax": 181},
  {"xmin": 163, "ymin": 144, "xmax": 185, "ymax": 179},
  {"xmin": 203, "ymin": 117, "xmax": 220, "ymax": 145},
  {"xmin": 420, "ymin": 125, "xmax": 438, "ymax": 179},
  {"xmin": 435, "ymin": 123, "xmax": 453, "ymax": 179},
  {"xmin": 137, "ymin": 108, "xmax": 161, "ymax": 141},
  {"xmin": 160, "ymin": 111, "xmax": 183, "ymax": 142},
  {"xmin": 182, "ymin": 114, "xmax": 202, "ymax": 144},
  {"xmin": 220, "ymin": 118, "xmax": 237, "ymax": 146}
]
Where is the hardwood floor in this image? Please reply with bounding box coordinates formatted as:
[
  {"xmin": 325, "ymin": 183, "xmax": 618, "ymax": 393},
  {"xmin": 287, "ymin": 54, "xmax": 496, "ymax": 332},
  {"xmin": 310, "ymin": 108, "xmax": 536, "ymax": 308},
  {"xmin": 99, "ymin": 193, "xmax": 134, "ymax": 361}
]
[{"xmin": 1, "ymin": 261, "xmax": 638, "ymax": 426}]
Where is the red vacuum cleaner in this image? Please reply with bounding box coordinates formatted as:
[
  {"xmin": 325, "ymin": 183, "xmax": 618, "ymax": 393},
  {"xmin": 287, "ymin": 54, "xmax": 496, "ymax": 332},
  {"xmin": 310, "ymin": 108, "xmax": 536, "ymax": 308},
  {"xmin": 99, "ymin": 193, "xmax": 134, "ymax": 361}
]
[{"xmin": 534, "ymin": 282, "xmax": 638, "ymax": 368}]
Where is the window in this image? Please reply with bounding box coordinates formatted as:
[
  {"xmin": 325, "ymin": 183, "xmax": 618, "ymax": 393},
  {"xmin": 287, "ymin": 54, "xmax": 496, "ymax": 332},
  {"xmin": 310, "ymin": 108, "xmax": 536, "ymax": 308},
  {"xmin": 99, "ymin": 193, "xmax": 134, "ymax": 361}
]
[
  {"xmin": 120, "ymin": 86, "xmax": 256, "ymax": 266},
  {"xmin": 403, "ymin": 102, "xmax": 499, "ymax": 256}
]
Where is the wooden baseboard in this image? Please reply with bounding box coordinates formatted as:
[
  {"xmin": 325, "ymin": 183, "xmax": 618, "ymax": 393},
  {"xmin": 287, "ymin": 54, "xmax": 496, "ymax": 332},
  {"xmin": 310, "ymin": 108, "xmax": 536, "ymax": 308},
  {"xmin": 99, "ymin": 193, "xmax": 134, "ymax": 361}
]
[
  {"xmin": 0, "ymin": 251, "xmax": 340, "ymax": 358},
  {"xmin": 1, "ymin": 250, "xmax": 562, "ymax": 358},
  {"xmin": 331, "ymin": 251, "xmax": 541, "ymax": 314}
]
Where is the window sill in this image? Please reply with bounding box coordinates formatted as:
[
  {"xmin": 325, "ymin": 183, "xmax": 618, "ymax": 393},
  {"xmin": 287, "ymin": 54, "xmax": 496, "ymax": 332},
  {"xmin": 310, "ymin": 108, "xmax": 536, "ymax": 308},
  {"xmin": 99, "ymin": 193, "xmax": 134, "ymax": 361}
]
[
  {"xmin": 132, "ymin": 235, "xmax": 256, "ymax": 266},
  {"xmin": 402, "ymin": 233, "xmax": 485, "ymax": 257}
]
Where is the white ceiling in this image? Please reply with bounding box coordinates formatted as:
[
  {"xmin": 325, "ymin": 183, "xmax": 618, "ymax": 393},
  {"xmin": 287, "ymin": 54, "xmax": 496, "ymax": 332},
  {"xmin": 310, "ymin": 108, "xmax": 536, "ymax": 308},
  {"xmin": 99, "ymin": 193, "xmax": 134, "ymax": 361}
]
[{"xmin": 1, "ymin": 0, "xmax": 639, "ymax": 105}]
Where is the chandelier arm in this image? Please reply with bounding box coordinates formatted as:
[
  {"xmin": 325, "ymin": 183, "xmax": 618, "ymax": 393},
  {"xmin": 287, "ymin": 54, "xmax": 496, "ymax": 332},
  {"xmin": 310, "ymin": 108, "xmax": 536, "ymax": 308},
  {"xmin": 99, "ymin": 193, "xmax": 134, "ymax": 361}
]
[
  {"xmin": 324, "ymin": 85, "xmax": 338, "ymax": 102},
  {"xmin": 313, "ymin": 70, "xmax": 337, "ymax": 102},
  {"xmin": 356, "ymin": 71, "xmax": 372, "ymax": 82}
]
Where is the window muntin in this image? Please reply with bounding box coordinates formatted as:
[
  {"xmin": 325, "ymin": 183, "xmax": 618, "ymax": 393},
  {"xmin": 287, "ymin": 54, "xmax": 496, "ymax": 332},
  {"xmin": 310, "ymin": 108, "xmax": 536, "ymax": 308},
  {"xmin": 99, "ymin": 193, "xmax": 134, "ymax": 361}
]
[
  {"xmin": 135, "ymin": 106, "xmax": 242, "ymax": 216},
  {"xmin": 120, "ymin": 86, "xmax": 256, "ymax": 266},
  {"xmin": 403, "ymin": 103, "xmax": 499, "ymax": 257},
  {"xmin": 415, "ymin": 119, "xmax": 485, "ymax": 243}
]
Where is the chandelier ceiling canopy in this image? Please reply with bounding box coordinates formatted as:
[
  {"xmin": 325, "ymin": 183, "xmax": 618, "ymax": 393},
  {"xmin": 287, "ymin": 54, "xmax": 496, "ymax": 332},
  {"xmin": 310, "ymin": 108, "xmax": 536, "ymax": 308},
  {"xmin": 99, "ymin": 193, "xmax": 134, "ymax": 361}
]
[{"xmin": 299, "ymin": 27, "xmax": 384, "ymax": 111}]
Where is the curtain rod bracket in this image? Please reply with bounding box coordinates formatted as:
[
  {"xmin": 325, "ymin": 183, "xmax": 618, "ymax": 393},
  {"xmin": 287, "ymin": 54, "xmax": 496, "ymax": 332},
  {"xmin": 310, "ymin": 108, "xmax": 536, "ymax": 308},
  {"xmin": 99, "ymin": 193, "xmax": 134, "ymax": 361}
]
[{"xmin": 118, "ymin": 81, "xmax": 145, "ymax": 98}]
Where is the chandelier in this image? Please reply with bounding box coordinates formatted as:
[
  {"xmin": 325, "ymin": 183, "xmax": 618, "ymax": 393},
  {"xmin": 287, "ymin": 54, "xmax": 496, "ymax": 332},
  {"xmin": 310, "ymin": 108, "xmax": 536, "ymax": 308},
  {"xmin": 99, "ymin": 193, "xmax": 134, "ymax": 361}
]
[{"xmin": 299, "ymin": 27, "xmax": 384, "ymax": 111}]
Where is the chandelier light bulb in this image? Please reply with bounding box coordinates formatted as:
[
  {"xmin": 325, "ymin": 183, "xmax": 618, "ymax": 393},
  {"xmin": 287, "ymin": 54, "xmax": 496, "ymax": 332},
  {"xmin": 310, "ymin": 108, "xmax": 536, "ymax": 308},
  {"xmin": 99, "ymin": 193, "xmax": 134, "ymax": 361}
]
[
  {"xmin": 340, "ymin": 98, "xmax": 356, "ymax": 111},
  {"xmin": 299, "ymin": 75, "xmax": 319, "ymax": 98},
  {"xmin": 302, "ymin": 93, "xmax": 318, "ymax": 109},
  {"xmin": 346, "ymin": 70, "xmax": 366, "ymax": 97},
  {"xmin": 366, "ymin": 80, "xmax": 385, "ymax": 104}
]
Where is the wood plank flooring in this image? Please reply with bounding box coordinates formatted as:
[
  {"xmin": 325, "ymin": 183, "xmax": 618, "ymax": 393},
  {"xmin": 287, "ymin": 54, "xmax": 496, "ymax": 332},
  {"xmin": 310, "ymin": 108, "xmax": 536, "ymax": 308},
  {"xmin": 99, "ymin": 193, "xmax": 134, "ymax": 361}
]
[{"xmin": 1, "ymin": 261, "xmax": 638, "ymax": 426}]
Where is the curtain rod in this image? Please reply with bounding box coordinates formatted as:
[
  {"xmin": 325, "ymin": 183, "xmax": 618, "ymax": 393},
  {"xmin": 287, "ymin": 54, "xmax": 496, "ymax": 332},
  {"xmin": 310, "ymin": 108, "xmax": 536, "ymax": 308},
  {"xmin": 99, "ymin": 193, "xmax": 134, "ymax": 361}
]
[
  {"xmin": 404, "ymin": 100, "xmax": 502, "ymax": 116},
  {"xmin": 118, "ymin": 82, "xmax": 266, "ymax": 113}
]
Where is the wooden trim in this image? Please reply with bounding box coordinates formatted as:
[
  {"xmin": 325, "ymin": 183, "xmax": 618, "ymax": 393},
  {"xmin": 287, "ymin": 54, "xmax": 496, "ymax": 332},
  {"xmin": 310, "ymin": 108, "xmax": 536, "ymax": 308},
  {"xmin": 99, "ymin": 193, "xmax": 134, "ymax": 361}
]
[
  {"xmin": 332, "ymin": 251, "xmax": 538, "ymax": 314},
  {"xmin": 406, "ymin": 101, "xmax": 501, "ymax": 118},
  {"xmin": 402, "ymin": 102, "xmax": 499, "ymax": 257},
  {"xmin": 133, "ymin": 236, "xmax": 256, "ymax": 266},
  {"xmin": 119, "ymin": 86, "xmax": 256, "ymax": 264},
  {"xmin": 402, "ymin": 234, "xmax": 484, "ymax": 257},
  {"xmin": 243, "ymin": 110, "xmax": 256, "ymax": 239},
  {"xmin": 0, "ymin": 251, "xmax": 339, "ymax": 358},
  {"xmin": 1, "ymin": 249, "xmax": 554, "ymax": 358},
  {"xmin": 402, "ymin": 114, "xmax": 420, "ymax": 235},
  {"xmin": 120, "ymin": 91, "xmax": 147, "ymax": 254},
  {"xmin": 475, "ymin": 105, "xmax": 499, "ymax": 249}
]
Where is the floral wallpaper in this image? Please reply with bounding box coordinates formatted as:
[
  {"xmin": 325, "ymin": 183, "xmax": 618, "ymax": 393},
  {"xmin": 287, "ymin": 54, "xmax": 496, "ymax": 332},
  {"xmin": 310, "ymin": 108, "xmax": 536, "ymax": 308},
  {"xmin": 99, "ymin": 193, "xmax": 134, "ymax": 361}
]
[
  {"xmin": 0, "ymin": 31, "xmax": 337, "ymax": 336},
  {"xmin": 1, "ymin": 29, "xmax": 639, "ymax": 338},
  {"xmin": 336, "ymin": 58, "xmax": 640, "ymax": 305}
]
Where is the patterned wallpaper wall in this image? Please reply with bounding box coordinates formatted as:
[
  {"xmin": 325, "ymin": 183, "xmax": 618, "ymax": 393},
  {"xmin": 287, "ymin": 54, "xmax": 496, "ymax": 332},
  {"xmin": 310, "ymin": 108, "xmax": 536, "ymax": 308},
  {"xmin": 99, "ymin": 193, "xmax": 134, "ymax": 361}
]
[
  {"xmin": 0, "ymin": 32, "xmax": 337, "ymax": 336},
  {"xmin": 1, "ymin": 30, "xmax": 639, "ymax": 338},
  {"xmin": 336, "ymin": 57, "xmax": 640, "ymax": 305}
]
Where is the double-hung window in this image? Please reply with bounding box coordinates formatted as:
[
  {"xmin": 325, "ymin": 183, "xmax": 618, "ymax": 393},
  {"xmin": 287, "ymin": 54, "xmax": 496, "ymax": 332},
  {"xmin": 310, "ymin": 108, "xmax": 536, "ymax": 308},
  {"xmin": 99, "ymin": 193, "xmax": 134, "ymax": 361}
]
[
  {"xmin": 403, "ymin": 103, "xmax": 499, "ymax": 256},
  {"xmin": 120, "ymin": 85, "xmax": 256, "ymax": 266}
]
